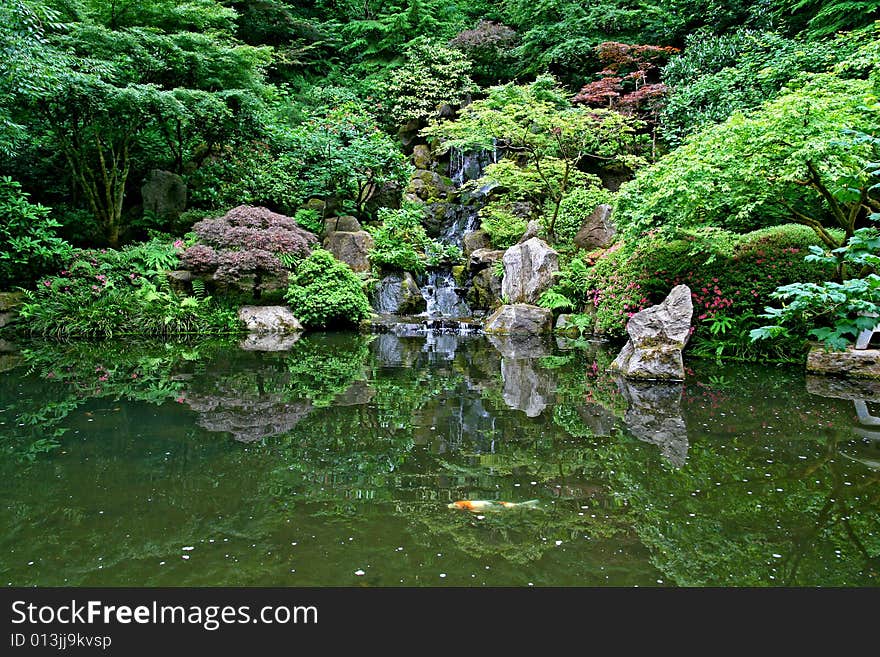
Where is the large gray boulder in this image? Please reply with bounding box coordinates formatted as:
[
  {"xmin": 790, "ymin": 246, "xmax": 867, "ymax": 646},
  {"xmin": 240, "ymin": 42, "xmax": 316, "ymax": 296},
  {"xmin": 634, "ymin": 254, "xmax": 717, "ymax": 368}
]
[
  {"xmin": 323, "ymin": 230, "xmax": 374, "ymax": 273},
  {"xmin": 610, "ymin": 284, "xmax": 693, "ymax": 380},
  {"xmin": 141, "ymin": 170, "xmax": 187, "ymax": 222},
  {"xmin": 574, "ymin": 204, "xmax": 615, "ymax": 250},
  {"xmin": 469, "ymin": 248, "xmax": 504, "ymax": 271},
  {"xmin": 238, "ymin": 306, "xmax": 303, "ymax": 334},
  {"xmin": 323, "ymin": 215, "xmax": 362, "ymax": 234},
  {"xmin": 372, "ymin": 272, "xmax": 427, "ymax": 315},
  {"xmin": 483, "ymin": 304, "xmax": 553, "ymax": 335},
  {"xmin": 501, "ymin": 237, "xmax": 559, "ymax": 304}
]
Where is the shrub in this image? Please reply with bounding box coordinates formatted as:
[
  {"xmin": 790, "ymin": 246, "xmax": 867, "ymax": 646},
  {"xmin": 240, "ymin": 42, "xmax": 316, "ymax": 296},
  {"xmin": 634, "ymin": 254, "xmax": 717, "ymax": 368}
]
[
  {"xmin": 285, "ymin": 249, "xmax": 371, "ymax": 328},
  {"xmin": 580, "ymin": 225, "xmax": 835, "ymax": 351},
  {"xmin": 182, "ymin": 205, "xmax": 318, "ymax": 298},
  {"xmin": 0, "ymin": 177, "xmax": 71, "ymax": 289},
  {"xmin": 480, "ymin": 205, "xmax": 529, "ymax": 250},
  {"xmin": 17, "ymin": 239, "xmax": 239, "ymax": 337},
  {"xmin": 368, "ymin": 204, "xmax": 455, "ymax": 273}
]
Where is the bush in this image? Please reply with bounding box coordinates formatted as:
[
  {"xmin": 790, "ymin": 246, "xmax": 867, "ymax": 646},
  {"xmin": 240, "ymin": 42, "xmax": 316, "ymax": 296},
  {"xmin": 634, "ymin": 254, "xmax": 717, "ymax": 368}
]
[
  {"xmin": 368, "ymin": 204, "xmax": 455, "ymax": 273},
  {"xmin": 182, "ymin": 205, "xmax": 318, "ymax": 298},
  {"xmin": 17, "ymin": 239, "xmax": 239, "ymax": 337},
  {"xmin": 285, "ymin": 249, "xmax": 371, "ymax": 328},
  {"xmin": 579, "ymin": 225, "xmax": 836, "ymax": 353},
  {"xmin": 549, "ymin": 185, "xmax": 612, "ymax": 244},
  {"xmin": 0, "ymin": 177, "xmax": 71, "ymax": 289},
  {"xmin": 480, "ymin": 205, "xmax": 529, "ymax": 250}
]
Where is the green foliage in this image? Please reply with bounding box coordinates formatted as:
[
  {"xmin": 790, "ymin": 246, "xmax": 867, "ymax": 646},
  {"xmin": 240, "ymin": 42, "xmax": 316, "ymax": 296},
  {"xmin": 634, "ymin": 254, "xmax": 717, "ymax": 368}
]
[
  {"xmin": 616, "ymin": 73, "xmax": 879, "ymax": 245},
  {"xmin": 582, "ymin": 225, "xmax": 835, "ymax": 356},
  {"xmin": 0, "ymin": 177, "xmax": 71, "ymax": 288},
  {"xmin": 660, "ymin": 30, "xmax": 842, "ymax": 145},
  {"xmin": 426, "ymin": 76, "xmax": 644, "ymax": 240},
  {"xmin": 285, "ymin": 249, "xmax": 371, "ymax": 328},
  {"xmin": 17, "ymin": 238, "xmax": 239, "ymax": 337},
  {"xmin": 752, "ymin": 227, "xmax": 880, "ymax": 350},
  {"xmin": 293, "ymin": 208, "xmax": 323, "ymax": 235},
  {"xmin": 386, "ymin": 37, "xmax": 478, "ymax": 125},
  {"xmin": 550, "ymin": 184, "xmax": 612, "ymax": 244},
  {"xmin": 368, "ymin": 203, "xmax": 455, "ymax": 273}
]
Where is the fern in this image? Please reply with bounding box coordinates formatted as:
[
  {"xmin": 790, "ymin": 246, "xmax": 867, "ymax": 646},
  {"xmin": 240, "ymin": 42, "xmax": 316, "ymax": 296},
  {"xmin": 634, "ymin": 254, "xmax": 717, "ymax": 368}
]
[
  {"xmin": 191, "ymin": 278, "xmax": 207, "ymax": 299},
  {"xmin": 538, "ymin": 289, "xmax": 574, "ymax": 311}
]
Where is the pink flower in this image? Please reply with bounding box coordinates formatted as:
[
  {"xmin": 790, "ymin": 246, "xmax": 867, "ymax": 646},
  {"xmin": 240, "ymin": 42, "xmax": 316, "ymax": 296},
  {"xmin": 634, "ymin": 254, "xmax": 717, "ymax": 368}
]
[{"xmin": 42, "ymin": 280, "xmax": 51, "ymax": 288}]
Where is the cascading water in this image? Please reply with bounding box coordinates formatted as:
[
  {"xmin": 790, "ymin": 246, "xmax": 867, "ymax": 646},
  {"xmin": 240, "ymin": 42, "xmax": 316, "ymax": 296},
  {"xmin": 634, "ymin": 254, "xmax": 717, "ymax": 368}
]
[{"xmin": 419, "ymin": 145, "xmax": 499, "ymax": 319}]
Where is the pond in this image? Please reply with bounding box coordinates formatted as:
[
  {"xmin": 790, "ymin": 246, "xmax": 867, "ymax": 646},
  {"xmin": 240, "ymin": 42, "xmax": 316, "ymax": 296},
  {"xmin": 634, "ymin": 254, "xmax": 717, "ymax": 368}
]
[{"xmin": 1, "ymin": 332, "xmax": 878, "ymax": 587}]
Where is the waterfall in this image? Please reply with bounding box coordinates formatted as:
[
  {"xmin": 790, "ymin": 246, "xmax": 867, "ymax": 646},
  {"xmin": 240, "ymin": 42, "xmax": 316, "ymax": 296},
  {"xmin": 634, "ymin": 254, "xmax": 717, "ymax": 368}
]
[
  {"xmin": 420, "ymin": 270, "xmax": 470, "ymax": 318},
  {"xmin": 416, "ymin": 145, "xmax": 500, "ymax": 319}
]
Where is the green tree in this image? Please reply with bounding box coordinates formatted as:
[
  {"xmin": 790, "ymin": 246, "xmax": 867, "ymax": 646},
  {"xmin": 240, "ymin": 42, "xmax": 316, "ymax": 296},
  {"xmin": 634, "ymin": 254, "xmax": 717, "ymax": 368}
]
[
  {"xmin": 425, "ymin": 76, "xmax": 643, "ymax": 238},
  {"xmin": 616, "ymin": 74, "xmax": 880, "ymax": 248}
]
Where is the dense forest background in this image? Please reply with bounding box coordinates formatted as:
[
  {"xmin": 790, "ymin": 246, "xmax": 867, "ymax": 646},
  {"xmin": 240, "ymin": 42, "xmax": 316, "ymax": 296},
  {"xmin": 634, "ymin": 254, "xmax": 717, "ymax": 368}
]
[{"xmin": 1, "ymin": 1, "xmax": 879, "ymax": 352}]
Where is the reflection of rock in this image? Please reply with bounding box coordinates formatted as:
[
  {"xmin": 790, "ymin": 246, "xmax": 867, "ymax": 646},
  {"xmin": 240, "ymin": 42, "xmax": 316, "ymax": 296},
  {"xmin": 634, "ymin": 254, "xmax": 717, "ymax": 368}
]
[
  {"xmin": 373, "ymin": 334, "xmax": 422, "ymax": 368},
  {"xmin": 806, "ymin": 346, "xmax": 880, "ymax": 379},
  {"xmin": 238, "ymin": 306, "xmax": 303, "ymax": 333},
  {"xmin": 501, "ymin": 237, "xmax": 559, "ymax": 304},
  {"xmin": 488, "ymin": 334, "xmax": 555, "ymax": 417},
  {"xmin": 617, "ymin": 377, "xmax": 688, "ymax": 467},
  {"xmin": 186, "ymin": 394, "xmax": 313, "ymax": 443},
  {"xmin": 239, "ymin": 333, "xmax": 302, "ymax": 352},
  {"xmin": 806, "ymin": 375, "xmax": 880, "ymax": 402},
  {"xmin": 610, "ymin": 284, "xmax": 693, "ymax": 380},
  {"xmin": 577, "ymin": 402, "xmax": 618, "ymax": 437},
  {"xmin": 333, "ymin": 380, "xmax": 375, "ymax": 406},
  {"xmin": 483, "ymin": 304, "xmax": 553, "ymax": 334},
  {"xmin": 487, "ymin": 334, "xmax": 552, "ymax": 359}
]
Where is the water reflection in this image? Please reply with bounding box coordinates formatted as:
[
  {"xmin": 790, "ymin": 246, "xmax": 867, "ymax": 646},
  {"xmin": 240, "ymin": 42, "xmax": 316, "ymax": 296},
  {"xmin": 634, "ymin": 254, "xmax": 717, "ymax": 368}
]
[
  {"xmin": 0, "ymin": 336, "xmax": 878, "ymax": 586},
  {"xmin": 616, "ymin": 377, "xmax": 688, "ymax": 467}
]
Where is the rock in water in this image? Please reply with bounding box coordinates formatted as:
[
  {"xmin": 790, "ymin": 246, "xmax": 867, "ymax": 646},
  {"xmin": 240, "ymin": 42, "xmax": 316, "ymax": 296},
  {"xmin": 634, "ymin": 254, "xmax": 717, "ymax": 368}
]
[
  {"xmin": 483, "ymin": 304, "xmax": 553, "ymax": 334},
  {"xmin": 238, "ymin": 306, "xmax": 303, "ymax": 334},
  {"xmin": 141, "ymin": 170, "xmax": 187, "ymax": 222},
  {"xmin": 501, "ymin": 237, "xmax": 559, "ymax": 304},
  {"xmin": 573, "ymin": 204, "xmax": 615, "ymax": 250},
  {"xmin": 610, "ymin": 284, "xmax": 693, "ymax": 380},
  {"xmin": 323, "ymin": 230, "xmax": 374, "ymax": 273}
]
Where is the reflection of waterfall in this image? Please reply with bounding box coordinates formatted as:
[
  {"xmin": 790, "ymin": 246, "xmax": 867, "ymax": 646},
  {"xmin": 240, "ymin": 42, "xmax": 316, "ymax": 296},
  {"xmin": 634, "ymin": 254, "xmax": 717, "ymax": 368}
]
[{"xmin": 421, "ymin": 270, "xmax": 470, "ymax": 318}]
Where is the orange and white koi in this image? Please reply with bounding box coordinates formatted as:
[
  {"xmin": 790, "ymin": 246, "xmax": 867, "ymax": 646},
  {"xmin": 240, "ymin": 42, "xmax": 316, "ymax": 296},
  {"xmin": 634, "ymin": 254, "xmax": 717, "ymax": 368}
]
[{"xmin": 447, "ymin": 499, "xmax": 540, "ymax": 512}]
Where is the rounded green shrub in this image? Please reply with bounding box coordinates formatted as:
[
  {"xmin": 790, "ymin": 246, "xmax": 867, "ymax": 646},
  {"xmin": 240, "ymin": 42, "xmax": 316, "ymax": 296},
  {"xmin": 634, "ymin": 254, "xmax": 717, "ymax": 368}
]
[{"xmin": 285, "ymin": 249, "xmax": 371, "ymax": 328}]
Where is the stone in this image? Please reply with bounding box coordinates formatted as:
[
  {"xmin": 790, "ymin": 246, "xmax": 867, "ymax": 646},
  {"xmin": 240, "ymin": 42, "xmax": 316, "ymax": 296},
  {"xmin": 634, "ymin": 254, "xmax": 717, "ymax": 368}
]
[
  {"xmin": 467, "ymin": 268, "xmax": 503, "ymax": 310},
  {"xmin": 610, "ymin": 285, "xmax": 693, "ymax": 380},
  {"xmin": 573, "ymin": 204, "xmax": 615, "ymax": 250},
  {"xmin": 616, "ymin": 377, "xmax": 688, "ymax": 467},
  {"xmin": 407, "ymin": 169, "xmax": 455, "ymax": 203},
  {"xmin": 333, "ymin": 381, "xmax": 375, "ymax": 407},
  {"xmin": 517, "ymin": 219, "xmax": 540, "ymax": 244},
  {"xmin": 166, "ymin": 269, "xmax": 194, "ymax": 293},
  {"xmin": 501, "ymin": 237, "xmax": 559, "ymax": 305},
  {"xmin": 486, "ymin": 334, "xmax": 552, "ymax": 359},
  {"xmin": 372, "ymin": 272, "xmax": 426, "ymax": 315},
  {"xmin": 238, "ymin": 333, "xmax": 302, "ymax": 352},
  {"xmin": 141, "ymin": 170, "xmax": 187, "ymax": 221},
  {"xmin": 0, "ymin": 291, "xmax": 23, "ymax": 312},
  {"xmin": 323, "ymin": 215, "xmax": 362, "ymax": 234},
  {"xmin": 462, "ymin": 229, "xmax": 492, "ymax": 257},
  {"xmin": 469, "ymin": 248, "xmax": 504, "ymax": 271},
  {"xmin": 806, "ymin": 345, "xmax": 880, "ymax": 379},
  {"xmin": 555, "ymin": 314, "xmax": 580, "ymax": 337},
  {"xmin": 237, "ymin": 306, "xmax": 303, "ymax": 334},
  {"xmin": 323, "ymin": 230, "xmax": 374, "ymax": 272},
  {"xmin": 483, "ymin": 304, "xmax": 553, "ymax": 335},
  {"xmin": 412, "ymin": 144, "xmax": 433, "ymax": 170}
]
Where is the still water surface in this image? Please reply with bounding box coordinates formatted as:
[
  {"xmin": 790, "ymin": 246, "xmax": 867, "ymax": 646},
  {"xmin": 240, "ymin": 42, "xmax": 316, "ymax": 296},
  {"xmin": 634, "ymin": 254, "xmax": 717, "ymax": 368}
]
[{"xmin": 1, "ymin": 332, "xmax": 878, "ymax": 586}]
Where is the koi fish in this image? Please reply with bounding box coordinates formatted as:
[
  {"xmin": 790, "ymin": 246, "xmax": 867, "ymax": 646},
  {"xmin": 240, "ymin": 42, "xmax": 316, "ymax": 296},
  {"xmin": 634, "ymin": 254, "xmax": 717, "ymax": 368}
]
[{"xmin": 447, "ymin": 499, "xmax": 540, "ymax": 512}]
